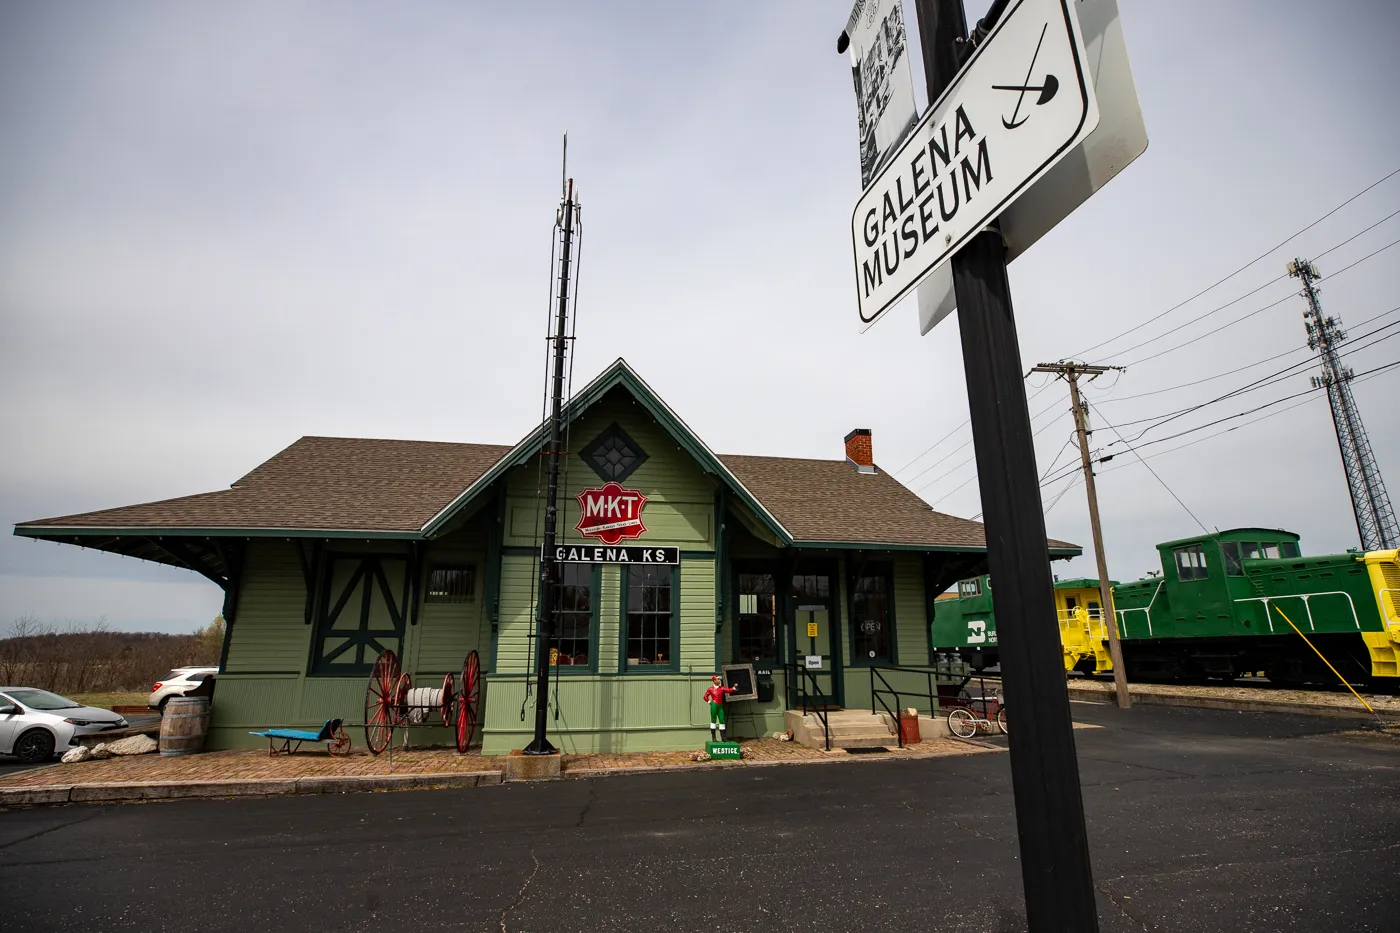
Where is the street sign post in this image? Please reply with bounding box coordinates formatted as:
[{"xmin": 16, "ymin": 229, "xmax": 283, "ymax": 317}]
[{"xmin": 852, "ymin": 0, "xmax": 1099, "ymax": 330}]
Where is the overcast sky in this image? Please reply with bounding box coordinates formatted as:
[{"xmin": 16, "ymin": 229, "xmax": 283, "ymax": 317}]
[{"xmin": 2, "ymin": 0, "xmax": 1397, "ymax": 633}]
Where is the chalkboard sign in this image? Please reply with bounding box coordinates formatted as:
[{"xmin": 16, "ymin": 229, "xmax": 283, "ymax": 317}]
[{"xmin": 721, "ymin": 663, "xmax": 757, "ymax": 702}]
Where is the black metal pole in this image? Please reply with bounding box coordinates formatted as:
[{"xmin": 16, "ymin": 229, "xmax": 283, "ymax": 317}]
[
  {"xmin": 524, "ymin": 179, "xmax": 575, "ymax": 756},
  {"xmin": 913, "ymin": 1, "xmax": 1100, "ymax": 928}
]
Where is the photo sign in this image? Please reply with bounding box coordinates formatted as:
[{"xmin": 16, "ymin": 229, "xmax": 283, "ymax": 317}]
[
  {"xmin": 851, "ymin": 0, "xmax": 1099, "ymax": 329},
  {"xmin": 842, "ymin": 0, "xmax": 919, "ymax": 188}
]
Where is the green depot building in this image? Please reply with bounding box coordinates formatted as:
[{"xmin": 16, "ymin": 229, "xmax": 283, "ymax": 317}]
[{"xmin": 15, "ymin": 359, "xmax": 1077, "ymax": 754}]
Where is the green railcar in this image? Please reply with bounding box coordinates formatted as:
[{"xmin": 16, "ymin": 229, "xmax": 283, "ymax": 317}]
[
  {"xmin": 1113, "ymin": 529, "xmax": 1399, "ymax": 684},
  {"xmin": 931, "ymin": 575, "xmax": 1116, "ymax": 673},
  {"xmin": 931, "ymin": 528, "xmax": 1400, "ymax": 685}
]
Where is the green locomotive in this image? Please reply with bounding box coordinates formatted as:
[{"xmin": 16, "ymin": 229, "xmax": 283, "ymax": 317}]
[{"xmin": 931, "ymin": 528, "xmax": 1400, "ymax": 685}]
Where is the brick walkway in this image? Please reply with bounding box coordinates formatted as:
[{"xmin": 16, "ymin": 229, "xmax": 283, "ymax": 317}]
[{"xmin": 2, "ymin": 736, "xmax": 989, "ymax": 790}]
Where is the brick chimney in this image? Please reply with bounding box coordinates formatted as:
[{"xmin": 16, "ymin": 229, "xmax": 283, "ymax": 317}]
[{"xmin": 844, "ymin": 428, "xmax": 876, "ymax": 474}]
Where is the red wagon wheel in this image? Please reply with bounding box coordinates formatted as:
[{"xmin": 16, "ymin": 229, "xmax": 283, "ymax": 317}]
[
  {"xmin": 440, "ymin": 672, "xmax": 456, "ymax": 728},
  {"xmin": 329, "ymin": 722, "xmax": 353, "ymax": 757},
  {"xmin": 364, "ymin": 649, "xmax": 400, "ymax": 755},
  {"xmin": 393, "ymin": 673, "xmax": 412, "ymax": 725},
  {"xmin": 456, "ymin": 649, "xmax": 482, "ymax": 753}
]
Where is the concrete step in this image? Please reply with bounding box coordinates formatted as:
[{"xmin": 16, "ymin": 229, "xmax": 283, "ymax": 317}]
[
  {"xmin": 829, "ymin": 735, "xmax": 894, "ymax": 749},
  {"xmin": 822, "ymin": 723, "xmax": 896, "ymax": 737}
]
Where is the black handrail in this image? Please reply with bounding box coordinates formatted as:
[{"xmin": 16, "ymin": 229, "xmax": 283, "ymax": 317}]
[
  {"xmin": 869, "ymin": 666, "xmax": 903, "ymax": 747},
  {"xmin": 787, "ymin": 662, "xmax": 831, "ymax": 751},
  {"xmin": 867, "ymin": 660, "xmax": 971, "ymax": 747}
]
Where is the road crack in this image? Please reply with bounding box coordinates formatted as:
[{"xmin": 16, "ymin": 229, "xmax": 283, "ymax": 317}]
[
  {"xmin": 0, "ymin": 810, "xmax": 103, "ymax": 851},
  {"xmin": 499, "ymin": 851, "xmax": 541, "ymax": 933},
  {"xmin": 1095, "ymin": 880, "xmax": 1151, "ymax": 932},
  {"xmin": 575, "ymin": 781, "xmax": 597, "ymax": 828}
]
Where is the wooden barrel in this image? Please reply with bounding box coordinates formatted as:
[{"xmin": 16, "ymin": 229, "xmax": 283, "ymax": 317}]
[{"xmin": 159, "ymin": 696, "xmax": 210, "ymax": 756}]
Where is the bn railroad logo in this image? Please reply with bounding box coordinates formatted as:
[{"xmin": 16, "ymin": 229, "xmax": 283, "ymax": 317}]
[{"xmin": 575, "ymin": 482, "xmax": 648, "ymax": 545}]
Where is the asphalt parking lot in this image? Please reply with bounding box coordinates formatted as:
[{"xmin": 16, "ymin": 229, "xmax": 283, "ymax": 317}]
[{"xmin": 1, "ymin": 703, "xmax": 1396, "ymax": 932}]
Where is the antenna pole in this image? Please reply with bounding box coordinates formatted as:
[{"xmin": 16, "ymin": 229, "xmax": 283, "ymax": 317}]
[
  {"xmin": 525, "ymin": 171, "xmax": 576, "ymax": 755},
  {"xmin": 1291, "ymin": 259, "xmax": 1399, "ymax": 550}
]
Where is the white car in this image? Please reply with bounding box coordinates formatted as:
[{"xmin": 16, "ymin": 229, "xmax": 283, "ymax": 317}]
[
  {"xmin": 148, "ymin": 667, "xmax": 218, "ymax": 713},
  {"xmin": 0, "ymin": 688, "xmax": 128, "ymax": 764}
]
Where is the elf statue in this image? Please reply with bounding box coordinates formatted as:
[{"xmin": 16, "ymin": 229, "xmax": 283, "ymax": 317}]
[{"xmin": 703, "ymin": 674, "xmax": 736, "ymax": 743}]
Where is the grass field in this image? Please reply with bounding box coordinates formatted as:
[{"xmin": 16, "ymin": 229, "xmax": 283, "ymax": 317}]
[{"xmin": 68, "ymin": 691, "xmax": 151, "ymax": 710}]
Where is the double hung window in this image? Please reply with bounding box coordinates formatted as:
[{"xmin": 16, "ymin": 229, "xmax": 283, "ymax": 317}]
[
  {"xmin": 624, "ymin": 565, "xmax": 675, "ymax": 669},
  {"xmin": 852, "ymin": 568, "xmax": 893, "ymax": 663},
  {"xmin": 550, "ymin": 563, "xmax": 594, "ymax": 668},
  {"xmin": 736, "ymin": 572, "xmax": 777, "ymax": 662}
]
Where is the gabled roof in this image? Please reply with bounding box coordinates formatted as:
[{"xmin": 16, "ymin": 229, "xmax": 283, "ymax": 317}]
[
  {"xmin": 14, "ymin": 358, "xmax": 1079, "ymax": 556},
  {"xmin": 419, "ymin": 359, "xmax": 788, "ymax": 541},
  {"xmin": 720, "ymin": 455, "xmax": 1075, "ymax": 553},
  {"xmin": 16, "ymin": 436, "xmax": 512, "ymax": 536}
]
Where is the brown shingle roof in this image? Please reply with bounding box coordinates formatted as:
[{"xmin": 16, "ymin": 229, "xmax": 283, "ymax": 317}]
[
  {"xmin": 17, "ymin": 436, "xmax": 513, "ymax": 534},
  {"xmin": 722, "ymin": 454, "xmax": 1074, "ymax": 551},
  {"xmin": 17, "ymin": 437, "xmax": 1075, "ymax": 553}
]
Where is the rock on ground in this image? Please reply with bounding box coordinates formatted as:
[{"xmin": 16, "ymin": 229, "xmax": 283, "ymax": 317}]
[
  {"xmin": 60, "ymin": 746, "xmax": 92, "ymax": 764},
  {"xmin": 105, "ymin": 734, "xmax": 158, "ymax": 756},
  {"xmin": 88, "ymin": 743, "xmax": 112, "ymax": 760}
]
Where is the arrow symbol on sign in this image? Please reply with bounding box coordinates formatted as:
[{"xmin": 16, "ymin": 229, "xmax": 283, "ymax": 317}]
[{"xmin": 993, "ymin": 23, "xmax": 1059, "ymax": 129}]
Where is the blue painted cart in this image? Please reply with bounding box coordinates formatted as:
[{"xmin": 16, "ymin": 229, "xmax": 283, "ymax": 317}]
[{"xmin": 249, "ymin": 718, "xmax": 352, "ymax": 756}]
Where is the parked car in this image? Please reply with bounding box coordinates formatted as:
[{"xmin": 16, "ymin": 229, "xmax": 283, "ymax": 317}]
[
  {"xmin": 148, "ymin": 667, "xmax": 219, "ymax": 713},
  {"xmin": 0, "ymin": 688, "xmax": 128, "ymax": 764}
]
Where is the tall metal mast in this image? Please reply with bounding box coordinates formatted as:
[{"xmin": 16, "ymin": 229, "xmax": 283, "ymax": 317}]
[
  {"xmin": 525, "ymin": 157, "xmax": 580, "ymax": 755},
  {"xmin": 1289, "ymin": 258, "xmax": 1399, "ymax": 551}
]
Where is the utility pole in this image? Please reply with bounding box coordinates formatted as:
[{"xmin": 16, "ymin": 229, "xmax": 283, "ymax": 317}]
[
  {"xmin": 913, "ymin": 1, "xmax": 1100, "ymax": 929},
  {"xmin": 524, "ymin": 169, "xmax": 579, "ymax": 756},
  {"xmin": 1289, "ymin": 259, "xmax": 1399, "ymax": 551},
  {"xmin": 1032, "ymin": 361, "xmax": 1131, "ymax": 709}
]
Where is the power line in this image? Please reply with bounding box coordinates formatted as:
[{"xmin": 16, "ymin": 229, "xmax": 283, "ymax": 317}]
[
  {"xmin": 1088, "ymin": 402, "xmax": 1209, "ymax": 533},
  {"xmin": 1069, "ymin": 167, "xmax": 1400, "ymax": 359},
  {"xmin": 1095, "ymin": 303, "xmax": 1400, "ymax": 405},
  {"xmin": 1112, "ymin": 230, "xmax": 1400, "ymax": 368},
  {"xmin": 912, "ymin": 394, "xmax": 1069, "ymax": 493},
  {"xmin": 895, "ymin": 379, "xmax": 1056, "ymax": 476},
  {"xmin": 1115, "ymin": 358, "xmax": 1400, "ymax": 455},
  {"xmin": 1107, "ymin": 319, "xmax": 1400, "ymax": 437},
  {"xmin": 1096, "ymin": 360, "xmax": 1400, "ymax": 477}
]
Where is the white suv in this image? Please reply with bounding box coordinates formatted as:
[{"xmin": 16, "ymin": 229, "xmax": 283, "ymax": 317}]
[{"xmin": 148, "ymin": 667, "xmax": 219, "ymax": 713}]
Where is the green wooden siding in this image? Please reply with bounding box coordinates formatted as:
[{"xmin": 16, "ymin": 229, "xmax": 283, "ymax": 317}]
[
  {"xmin": 893, "ymin": 552, "xmax": 930, "ymax": 666},
  {"xmin": 598, "ymin": 566, "xmax": 621, "ymax": 674},
  {"xmin": 502, "ymin": 389, "xmax": 718, "ymax": 551},
  {"xmin": 481, "ymin": 674, "xmax": 714, "ymax": 754},
  {"xmin": 680, "ymin": 558, "xmax": 716, "ymax": 671},
  {"xmin": 414, "ymin": 534, "xmax": 488, "ymax": 673},
  {"xmin": 496, "ymin": 554, "xmax": 539, "ymax": 674},
  {"xmin": 224, "ymin": 541, "xmax": 310, "ymax": 673}
]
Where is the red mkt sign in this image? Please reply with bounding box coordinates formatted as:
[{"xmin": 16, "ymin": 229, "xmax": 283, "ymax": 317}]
[{"xmin": 574, "ymin": 482, "xmax": 648, "ymax": 545}]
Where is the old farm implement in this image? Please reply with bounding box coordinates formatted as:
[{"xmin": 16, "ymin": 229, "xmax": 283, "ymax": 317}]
[{"xmin": 363, "ymin": 649, "xmax": 483, "ymax": 754}]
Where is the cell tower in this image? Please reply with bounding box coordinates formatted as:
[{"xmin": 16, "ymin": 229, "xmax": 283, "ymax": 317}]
[{"xmin": 1289, "ymin": 258, "xmax": 1400, "ymax": 551}]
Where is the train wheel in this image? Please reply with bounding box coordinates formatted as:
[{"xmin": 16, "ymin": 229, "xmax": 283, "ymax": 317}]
[
  {"xmin": 440, "ymin": 672, "xmax": 456, "ymax": 728},
  {"xmin": 948, "ymin": 708, "xmax": 977, "ymax": 739}
]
